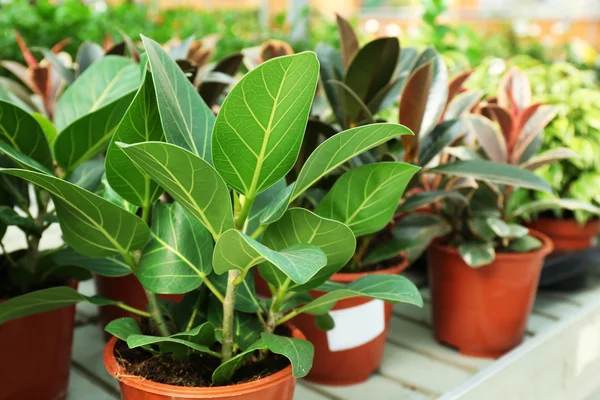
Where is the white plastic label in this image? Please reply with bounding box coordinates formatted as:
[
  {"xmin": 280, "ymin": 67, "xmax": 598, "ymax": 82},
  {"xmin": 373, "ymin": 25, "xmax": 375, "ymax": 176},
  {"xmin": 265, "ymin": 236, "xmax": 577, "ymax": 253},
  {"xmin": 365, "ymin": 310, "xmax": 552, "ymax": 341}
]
[{"xmin": 326, "ymin": 299, "xmax": 385, "ymax": 352}]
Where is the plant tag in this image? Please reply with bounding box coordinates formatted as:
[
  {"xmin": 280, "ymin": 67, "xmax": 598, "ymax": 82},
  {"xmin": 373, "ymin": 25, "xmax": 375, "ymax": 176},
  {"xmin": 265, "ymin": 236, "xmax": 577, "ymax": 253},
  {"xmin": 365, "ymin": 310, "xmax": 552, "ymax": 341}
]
[{"xmin": 326, "ymin": 299, "xmax": 385, "ymax": 352}]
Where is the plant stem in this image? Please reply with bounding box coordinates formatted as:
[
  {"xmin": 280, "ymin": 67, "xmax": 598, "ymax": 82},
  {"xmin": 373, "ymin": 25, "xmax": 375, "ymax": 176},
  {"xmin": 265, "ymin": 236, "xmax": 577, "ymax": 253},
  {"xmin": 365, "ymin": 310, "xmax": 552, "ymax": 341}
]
[
  {"xmin": 266, "ymin": 278, "xmax": 291, "ymax": 333},
  {"xmin": 141, "ymin": 204, "xmax": 151, "ymax": 224},
  {"xmin": 235, "ymin": 194, "xmax": 255, "ymax": 231},
  {"xmin": 275, "ymin": 309, "xmax": 298, "ymax": 326},
  {"xmin": 146, "ymin": 289, "xmax": 171, "ymax": 336},
  {"xmin": 116, "ymin": 302, "xmax": 152, "ymax": 318},
  {"xmin": 185, "ymin": 295, "xmax": 202, "ymax": 332},
  {"xmin": 0, "ymin": 242, "xmax": 15, "ymax": 267},
  {"xmin": 202, "ymin": 275, "xmax": 225, "ymax": 303},
  {"xmin": 221, "ymin": 269, "xmax": 241, "ymax": 362},
  {"xmin": 250, "ymin": 224, "xmax": 268, "ymax": 239}
]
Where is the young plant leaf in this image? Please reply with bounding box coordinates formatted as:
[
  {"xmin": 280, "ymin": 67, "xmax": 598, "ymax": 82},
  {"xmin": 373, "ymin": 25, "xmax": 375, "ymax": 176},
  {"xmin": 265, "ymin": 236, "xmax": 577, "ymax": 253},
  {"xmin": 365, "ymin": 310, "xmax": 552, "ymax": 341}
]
[
  {"xmin": 428, "ymin": 160, "xmax": 553, "ymax": 193},
  {"xmin": 291, "ymin": 124, "xmax": 414, "ymax": 201},
  {"xmin": 294, "ymin": 274, "xmax": 423, "ymax": 315},
  {"xmin": 54, "ymin": 56, "xmax": 139, "ymax": 130},
  {"xmin": 0, "ymin": 100, "xmax": 53, "ymax": 169},
  {"xmin": 212, "ymin": 52, "xmax": 319, "ymax": 196},
  {"xmin": 105, "ymin": 317, "xmax": 142, "ymax": 341},
  {"xmin": 316, "ymin": 162, "xmax": 420, "ymax": 237},
  {"xmin": 117, "ymin": 141, "xmax": 234, "ymax": 239},
  {"xmin": 0, "ymin": 169, "xmax": 150, "ymax": 257},
  {"xmin": 211, "ymin": 338, "xmax": 266, "ymax": 385},
  {"xmin": 261, "ymin": 333, "xmax": 314, "ymax": 378},
  {"xmin": 138, "ymin": 203, "xmax": 213, "ymax": 294},
  {"xmin": 458, "ymin": 242, "xmax": 495, "ymax": 268},
  {"xmin": 259, "ymin": 183, "xmax": 295, "ymax": 225},
  {"xmin": 141, "ymin": 36, "xmax": 215, "ymax": 161},
  {"xmin": 259, "ymin": 208, "xmax": 355, "ymax": 290},
  {"xmin": 106, "ymin": 67, "xmax": 165, "ymax": 207}
]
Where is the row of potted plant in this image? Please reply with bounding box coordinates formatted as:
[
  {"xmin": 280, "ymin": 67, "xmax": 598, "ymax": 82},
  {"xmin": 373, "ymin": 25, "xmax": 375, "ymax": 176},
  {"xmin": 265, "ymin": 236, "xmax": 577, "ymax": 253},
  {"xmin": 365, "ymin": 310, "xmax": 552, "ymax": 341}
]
[{"xmin": 0, "ymin": 17, "xmax": 598, "ymax": 400}]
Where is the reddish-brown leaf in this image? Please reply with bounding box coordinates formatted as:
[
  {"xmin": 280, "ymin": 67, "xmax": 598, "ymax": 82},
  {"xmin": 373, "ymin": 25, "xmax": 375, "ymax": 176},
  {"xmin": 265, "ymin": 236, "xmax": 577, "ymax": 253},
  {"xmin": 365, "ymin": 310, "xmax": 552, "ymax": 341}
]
[
  {"xmin": 447, "ymin": 70, "xmax": 473, "ymax": 104},
  {"xmin": 399, "ymin": 61, "xmax": 433, "ymax": 162},
  {"xmin": 31, "ymin": 67, "xmax": 50, "ymax": 98},
  {"xmin": 51, "ymin": 38, "xmax": 71, "ymax": 54},
  {"xmin": 336, "ymin": 13, "xmax": 359, "ymax": 68},
  {"xmin": 13, "ymin": 30, "xmax": 38, "ymax": 68},
  {"xmin": 482, "ymin": 105, "xmax": 514, "ymax": 149},
  {"xmin": 0, "ymin": 61, "xmax": 34, "ymax": 91},
  {"xmin": 497, "ymin": 67, "xmax": 531, "ymax": 113},
  {"xmin": 512, "ymin": 105, "xmax": 559, "ymax": 163}
]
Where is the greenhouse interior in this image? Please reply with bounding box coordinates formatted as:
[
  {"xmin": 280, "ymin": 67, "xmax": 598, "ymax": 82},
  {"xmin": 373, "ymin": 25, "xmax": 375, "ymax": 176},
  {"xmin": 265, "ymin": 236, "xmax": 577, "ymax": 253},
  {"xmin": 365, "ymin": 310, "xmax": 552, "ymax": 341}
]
[{"xmin": 1, "ymin": 0, "xmax": 600, "ymax": 399}]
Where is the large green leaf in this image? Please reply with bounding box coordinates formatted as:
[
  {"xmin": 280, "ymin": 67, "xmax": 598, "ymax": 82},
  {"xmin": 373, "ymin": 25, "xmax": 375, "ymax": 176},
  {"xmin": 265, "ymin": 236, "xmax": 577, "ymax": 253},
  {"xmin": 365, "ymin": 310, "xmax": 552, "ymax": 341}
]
[
  {"xmin": 261, "ymin": 333, "xmax": 314, "ymax": 378},
  {"xmin": 344, "ymin": 38, "xmax": 399, "ymax": 121},
  {"xmin": 0, "ymin": 286, "xmax": 116, "ymax": 324},
  {"xmin": 213, "ymin": 229, "xmax": 327, "ymax": 285},
  {"xmin": 316, "ymin": 162, "xmax": 420, "ymax": 237},
  {"xmin": 0, "ymin": 169, "xmax": 149, "ymax": 257},
  {"xmin": 259, "ymin": 208, "xmax": 355, "ymax": 290},
  {"xmin": 291, "ymin": 124, "xmax": 414, "ymax": 201},
  {"xmin": 105, "ymin": 68, "xmax": 164, "ymax": 207},
  {"xmin": 295, "ymin": 274, "xmax": 423, "ymax": 315},
  {"xmin": 141, "ymin": 36, "xmax": 215, "ymax": 161},
  {"xmin": 54, "ymin": 93, "xmax": 136, "ymax": 171},
  {"xmin": 428, "ymin": 160, "xmax": 553, "ymax": 193},
  {"xmin": 51, "ymin": 247, "xmax": 131, "ymax": 277},
  {"xmin": 138, "ymin": 203, "xmax": 213, "ymax": 294},
  {"xmin": 117, "ymin": 141, "xmax": 234, "ymax": 239},
  {"xmin": 54, "ymin": 56, "xmax": 139, "ymax": 130},
  {"xmin": 212, "ymin": 52, "xmax": 319, "ymax": 196},
  {"xmin": 67, "ymin": 157, "xmax": 104, "ymax": 192},
  {"xmin": 0, "ymin": 100, "xmax": 53, "ymax": 170},
  {"xmin": 246, "ymin": 178, "xmax": 286, "ymax": 234},
  {"xmin": 0, "ymin": 141, "xmax": 52, "ymax": 174}
]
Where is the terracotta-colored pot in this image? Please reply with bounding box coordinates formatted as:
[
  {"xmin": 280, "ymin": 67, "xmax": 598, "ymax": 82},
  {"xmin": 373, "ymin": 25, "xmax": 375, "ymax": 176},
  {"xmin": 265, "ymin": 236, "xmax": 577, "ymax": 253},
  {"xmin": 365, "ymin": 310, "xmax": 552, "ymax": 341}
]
[
  {"xmin": 428, "ymin": 230, "xmax": 553, "ymax": 358},
  {"xmin": 529, "ymin": 218, "xmax": 600, "ymax": 253},
  {"xmin": 293, "ymin": 259, "xmax": 410, "ymax": 386},
  {"xmin": 104, "ymin": 326, "xmax": 304, "ymax": 400},
  {"xmin": 0, "ymin": 281, "xmax": 77, "ymax": 400},
  {"xmin": 95, "ymin": 274, "xmax": 183, "ymax": 330}
]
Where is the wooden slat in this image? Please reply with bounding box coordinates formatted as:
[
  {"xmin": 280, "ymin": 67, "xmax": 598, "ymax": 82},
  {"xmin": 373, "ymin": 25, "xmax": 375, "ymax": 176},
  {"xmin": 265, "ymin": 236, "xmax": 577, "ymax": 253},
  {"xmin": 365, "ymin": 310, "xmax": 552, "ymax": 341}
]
[
  {"xmin": 303, "ymin": 375, "xmax": 431, "ymax": 400},
  {"xmin": 533, "ymin": 294, "xmax": 581, "ymax": 320},
  {"xmin": 380, "ymin": 342, "xmax": 472, "ymax": 396},
  {"xmin": 295, "ymin": 382, "xmax": 335, "ymax": 399},
  {"xmin": 68, "ymin": 368, "xmax": 118, "ymax": 400}
]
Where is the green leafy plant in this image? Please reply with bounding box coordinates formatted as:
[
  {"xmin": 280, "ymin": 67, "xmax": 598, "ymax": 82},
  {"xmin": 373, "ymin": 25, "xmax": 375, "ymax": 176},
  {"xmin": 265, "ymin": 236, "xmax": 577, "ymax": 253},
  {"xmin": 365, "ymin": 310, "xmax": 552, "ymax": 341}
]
[{"xmin": 0, "ymin": 37, "xmax": 423, "ymax": 386}]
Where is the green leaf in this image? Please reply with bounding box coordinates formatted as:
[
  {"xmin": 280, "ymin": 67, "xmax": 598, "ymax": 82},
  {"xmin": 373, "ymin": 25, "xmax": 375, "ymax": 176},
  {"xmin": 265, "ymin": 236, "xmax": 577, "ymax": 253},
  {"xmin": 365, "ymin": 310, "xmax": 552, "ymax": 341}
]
[
  {"xmin": 138, "ymin": 203, "xmax": 213, "ymax": 294},
  {"xmin": 259, "ymin": 183, "xmax": 294, "ymax": 225},
  {"xmin": 520, "ymin": 148, "xmax": 579, "ymax": 171},
  {"xmin": 67, "ymin": 157, "xmax": 104, "ymax": 192},
  {"xmin": 0, "ymin": 206, "xmax": 39, "ymax": 235},
  {"xmin": 316, "ymin": 162, "xmax": 420, "ymax": 237},
  {"xmin": 105, "ymin": 317, "xmax": 142, "ymax": 341},
  {"xmin": 418, "ymin": 119, "xmax": 466, "ymax": 167},
  {"xmin": 213, "ymin": 229, "xmax": 327, "ymax": 285},
  {"xmin": 105, "ymin": 67, "xmax": 164, "ymax": 207},
  {"xmin": 0, "ymin": 169, "xmax": 149, "ymax": 257},
  {"xmin": 458, "ymin": 242, "xmax": 495, "ymax": 268},
  {"xmin": 0, "ymin": 141, "xmax": 52, "ymax": 174},
  {"xmin": 141, "ymin": 36, "xmax": 215, "ymax": 161},
  {"xmin": 507, "ymin": 235, "xmax": 542, "ymax": 252},
  {"xmin": 295, "ymin": 274, "xmax": 423, "ymax": 315},
  {"xmin": 291, "ymin": 124, "xmax": 414, "ymax": 201},
  {"xmin": 54, "ymin": 93, "xmax": 136, "ymax": 171},
  {"xmin": 0, "ymin": 286, "xmax": 117, "ymax": 324},
  {"xmin": 397, "ymin": 190, "xmax": 468, "ymax": 213},
  {"xmin": 261, "ymin": 332, "xmax": 314, "ymax": 378},
  {"xmin": 158, "ymin": 322, "xmax": 217, "ymax": 359},
  {"xmin": 509, "ymin": 198, "xmax": 600, "ymax": 221},
  {"xmin": 0, "ymin": 100, "xmax": 52, "ymax": 169},
  {"xmin": 212, "ymin": 52, "xmax": 319, "ymax": 196},
  {"xmin": 206, "ymin": 297, "xmax": 261, "ymax": 350},
  {"xmin": 101, "ymin": 175, "xmax": 138, "ymax": 214},
  {"xmin": 467, "ymin": 217, "xmax": 496, "ymax": 241},
  {"xmin": 486, "ymin": 217, "xmax": 528, "ymax": 239},
  {"xmin": 315, "ymin": 313, "xmax": 335, "ymax": 331},
  {"xmin": 428, "ymin": 160, "xmax": 553, "ymax": 193},
  {"xmin": 51, "ymin": 247, "xmax": 131, "ymax": 277},
  {"xmin": 76, "ymin": 41, "xmax": 105, "ymax": 76},
  {"xmin": 117, "ymin": 141, "xmax": 234, "ymax": 239},
  {"xmin": 127, "ymin": 331, "xmax": 217, "ymax": 358},
  {"xmin": 31, "ymin": 113, "xmax": 58, "ymax": 149},
  {"xmin": 328, "ymin": 80, "xmax": 374, "ymax": 125},
  {"xmin": 259, "ymin": 208, "xmax": 355, "ymax": 290},
  {"xmin": 212, "ymin": 338, "xmax": 266, "ymax": 385},
  {"xmin": 246, "ymin": 179, "xmax": 286, "ymax": 234},
  {"xmin": 54, "ymin": 56, "xmax": 139, "ymax": 131}
]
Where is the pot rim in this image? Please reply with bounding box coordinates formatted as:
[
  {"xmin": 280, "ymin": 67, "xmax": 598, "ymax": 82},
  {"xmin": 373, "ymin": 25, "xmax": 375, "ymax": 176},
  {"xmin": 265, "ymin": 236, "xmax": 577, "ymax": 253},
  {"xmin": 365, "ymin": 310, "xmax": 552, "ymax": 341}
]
[
  {"xmin": 430, "ymin": 229, "xmax": 554, "ymax": 260},
  {"xmin": 104, "ymin": 324, "xmax": 303, "ymax": 398},
  {"xmin": 330, "ymin": 257, "xmax": 409, "ymax": 283}
]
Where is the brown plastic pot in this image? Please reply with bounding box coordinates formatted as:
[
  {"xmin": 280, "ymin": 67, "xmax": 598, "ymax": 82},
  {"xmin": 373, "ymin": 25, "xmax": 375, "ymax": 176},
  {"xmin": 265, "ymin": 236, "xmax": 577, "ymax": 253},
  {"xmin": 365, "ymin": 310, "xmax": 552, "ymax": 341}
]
[
  {"xmin": 529, "ymin": 218, "xmax": 600, "ymax": 253},
  {"xmin": 104, "ymin": 326, "xmax": 304, "ymax": 400},
  {"xmin": 95, "ymin": 274, "xmax": 183, "ymax": 331},
  {"xmin": 293, "ymin": 259, "xmax": 410, "ymax": 386},
  {"xmin": 428, "ymin": 230, "xmax": 553, "ymax": 358},
  {"xmin": 0, "ymin": 281, "xmax": 78, "ymax": 400}
]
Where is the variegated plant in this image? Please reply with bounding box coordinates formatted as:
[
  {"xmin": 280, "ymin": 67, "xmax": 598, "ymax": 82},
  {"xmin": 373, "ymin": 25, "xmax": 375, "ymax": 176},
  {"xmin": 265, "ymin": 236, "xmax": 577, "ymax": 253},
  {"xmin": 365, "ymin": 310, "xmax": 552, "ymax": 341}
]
[{"xmin": 0, "ymin": 36, "xmax": 423, "ymax": 385}]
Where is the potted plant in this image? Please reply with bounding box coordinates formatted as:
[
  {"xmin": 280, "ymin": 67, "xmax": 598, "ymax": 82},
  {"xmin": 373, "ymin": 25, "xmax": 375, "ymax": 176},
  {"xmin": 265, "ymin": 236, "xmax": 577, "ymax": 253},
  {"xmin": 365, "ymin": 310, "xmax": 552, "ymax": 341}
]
[
  {"xmin": 0, "ymin": 37, "xmax": 423, "ymax": 399},
  {"xmin": 423, "ymin": 66, "xmax": 598, "ymax": 358},
  {"xmin": 0, "ymin": 49, "xmax": 140, "ymax": 399}
]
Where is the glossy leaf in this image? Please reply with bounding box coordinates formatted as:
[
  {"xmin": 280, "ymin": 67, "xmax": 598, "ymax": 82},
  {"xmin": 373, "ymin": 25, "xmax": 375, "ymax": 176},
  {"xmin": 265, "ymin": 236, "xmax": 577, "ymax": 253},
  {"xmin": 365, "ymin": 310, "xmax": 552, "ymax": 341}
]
[
  {"xmin": 117, "ymin": 141, "xmax": 234, "ymax": 239},
  {"xmin": 246, "ymin": 179, "xmax": 286, "ymax": 234},
  {"xmin": 508, "ymin": 235, "xmax": 542, "ymax": 252},
  {"xmin": 51, "ymin": 247, "xmax": 131, "ymax": 277},
  {"xmin": 106, "ymin": 69, "xmax": 164, "ymax": 207},
  {"xmin": 76, "ymin": 41, "xmax": 105, "ymax": 76},
  {"xmin": 127, "ymin": 328, "xmax": 217, "ymax": 357},
  {"xmin": 414, "ymin": 48, "xmax": 449, "ymax": 138},
  {"xmin": 497, "ymin": 67, "xmax": 531, "ymax": 112},
  {"xmin": 294, "ymin": 274, "xmax": 423, "ymax": 315},
  {"xmin": 465, "ymin": 114, "xmax": 507, "ymax": 163},
  {"xmin": 100, "ymin": 175, "xmax": 138, "ymax": 214},
  {"xmin": 54, "ymin": 56, "xmax": 139, "ymax": 130},
  {"xmin": 105, "ymin": 317, "xmax": 142, "ymax": 341},
  {"xmin": 259, "ymin": 208, "xmax": 355, "ymax": 290},
  {"xmin": 336, "ymin": 14, "xmax": 359, "ymax": 68},
  {"xmin": 292, "ymin": 124, "xmax": 414, "ymax": 202},
  {"xmin": 444, "ymin": 90, "xmax": 484, "ymax": 120},
  {"xmin": 142, "ymin": 36, "xmax": 215, "ymax": 161},
  {"xmin": 418, "ymin": 119, "xmax": 466, "ymax": 166},
  {"xmin": 259, "ymin": 183, "xmax": 294, "ymax": 226},
  {"xmin": 138, "ymin": 203, "xmax": 213, "ymax": 294},
  {"xmin": 428, "ymin": 160, "xmax": 553, "ymax": 193},
  {"xmin": 316, "ymin": 162, "xmax": 420, "ymax": 236},
  {"xmin": 67, "ymin": 157, "xmax": 104, "ymax": 192},
  {"xmin": 213, "ymin": 229, "xmax": 327, "ymax": 285},
  {"xmin": 261, "ymin": 333, "xmax": 314, "ymax": 378},
  {"xmin": 0, "ymin": 169, "xmax": 149, "ymax": 257},
  {"xmin": 0, "ymin": 140, "xmax": 52, "ymax": 174},
  {"xmin": 486, "ymin": 217, "xmax": 528, "ymax": 239},
  {"xmin": 0, "ymin": 100, "xmax": 52, "ymax": 169},
  {"xmin": 459, "ymin": 242, "xmax": 495, "ymax": 268},
  {"xmin": 513, "ymin": 105, "xmax": 559, "ymax": 162},
  {"xmin": 329, "ymin": 80, "xmax": 374, "ymax": 124},
  {"xmin": 212, "ymin": 338, "xmax": 266, "ymax": 385},
  {"xmin": 212, "ymin": 52, "xmax": 319, "ymax": 196},
  {"xmin": 509, "ymin": 198, "xmax": 600, "ymax": 221},
  {"xmin": 520, "ymin": 148, "xmax": 578, "ymax": 171}
]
